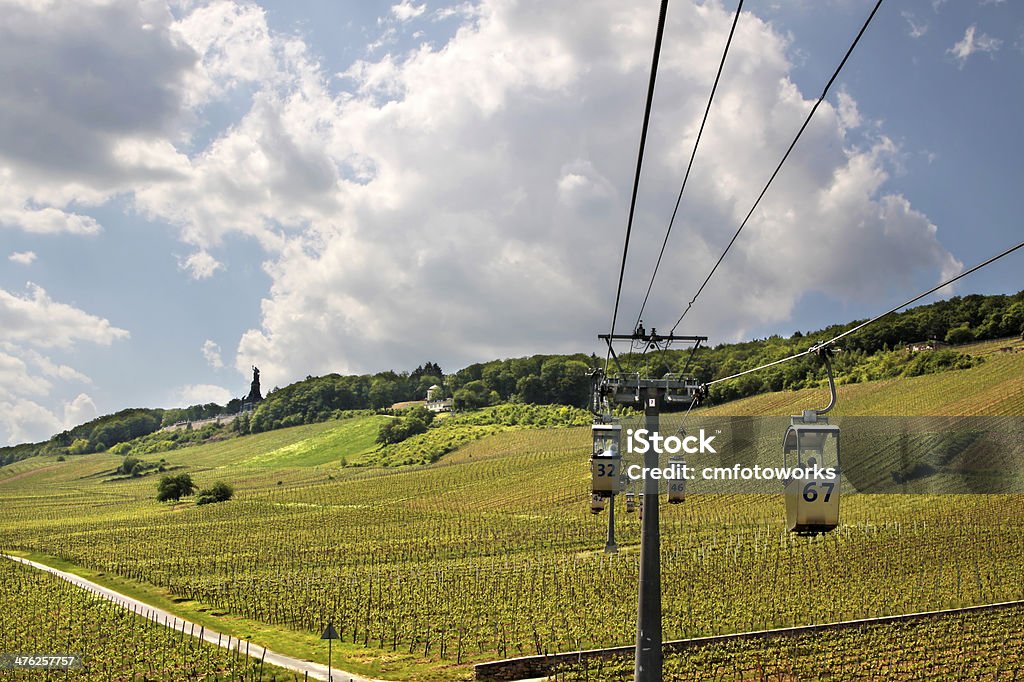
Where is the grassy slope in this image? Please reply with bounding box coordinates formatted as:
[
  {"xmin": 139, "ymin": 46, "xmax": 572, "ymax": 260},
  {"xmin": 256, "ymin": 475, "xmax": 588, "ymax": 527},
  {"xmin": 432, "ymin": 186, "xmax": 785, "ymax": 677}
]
[
  {"xmin": 698, "ymin": 340, "xmax": 1024, "ymax": 417},
  {"xmin": 239, "ymin": 414, "xmax": 392, "ymax": 467},
  {"xmin": 157, "ymin": 419, "xmax": 364, "ymax": 468}
]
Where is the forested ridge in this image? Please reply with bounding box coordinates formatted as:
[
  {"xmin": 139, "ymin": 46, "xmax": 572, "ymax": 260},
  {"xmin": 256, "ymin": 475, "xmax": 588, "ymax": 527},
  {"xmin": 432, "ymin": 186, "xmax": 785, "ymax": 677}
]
[{"xmin": 2, "ymin": 291, "xmax": 1022, "ymax": 465}]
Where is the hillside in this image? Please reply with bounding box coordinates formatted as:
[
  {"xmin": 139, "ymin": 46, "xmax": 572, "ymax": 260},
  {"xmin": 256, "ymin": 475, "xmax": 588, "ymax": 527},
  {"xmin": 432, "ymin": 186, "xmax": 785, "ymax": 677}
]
[
  {"xmin": 3, "ymin": 291, "xmax": 1023, "ymax": 468},
  {"xmin": 698, "ymin": 337, "xmax": 1024, "ymax": 417},
  {"xmin": 1, "ymin": 339, "xmax": 1023, "ymax": 680}
]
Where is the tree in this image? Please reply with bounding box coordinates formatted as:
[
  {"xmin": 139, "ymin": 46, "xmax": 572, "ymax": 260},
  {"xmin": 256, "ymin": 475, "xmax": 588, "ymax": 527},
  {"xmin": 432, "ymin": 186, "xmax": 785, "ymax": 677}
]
[
  {"xmin": 156, "ymin": 473, "xmax": 196, "ymax": 502},
  {"xmin": 453, "ymin": 380, "xmax": 497, "ymax": 410},
  {"xmin": 516, "ymin": 375, "xmax": 547, "ymax": 404},
  {"xmin": 196, "ymin": 481, "xmax": 234, "ymax": 505},
  {"xmin": 482, "ymin": 364, "xmax": 517, "ymax": 400},
  {"xmin": 231, "ymin": 413, "xmax": 251, "ymax": 434},
  {"xmin": 368, "ymin": 378, "xmax": 397, "ymax": 409},
  {"xmin": 539, "ymin": 358, "xmax": 591, "ymax": 406},
  {"xmin": 1001, "ymin": 302, "xmax": 1024, "ymax": 337},
  {"xmin": 945, "ymin": 325, "xmax": 974, "ymax": 345}
]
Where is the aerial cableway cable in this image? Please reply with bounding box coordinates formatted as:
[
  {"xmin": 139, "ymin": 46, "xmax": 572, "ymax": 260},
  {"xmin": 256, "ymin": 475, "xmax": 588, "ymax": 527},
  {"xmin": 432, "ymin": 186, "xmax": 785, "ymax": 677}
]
[
  {"xmin": 669, "ymin": 0, "xmax": 886, "ymax": 335},
  {"xmin": 633, "ymin": 0, "xmax": 745, "ymax": 333},
  {"xmin": 704, "ymin": 237, "xmax": 1024, "ymax": 387},
  {"xmin": 606, "ymin": 0, "xmax": 670, "ymax": 373}
]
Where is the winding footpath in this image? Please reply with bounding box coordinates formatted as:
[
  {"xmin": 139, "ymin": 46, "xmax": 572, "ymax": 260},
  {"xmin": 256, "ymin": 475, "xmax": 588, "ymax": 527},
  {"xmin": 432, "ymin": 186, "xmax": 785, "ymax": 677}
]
[{"xmin": 3, "ymin": 554, "xmax": 387, "ymax": 682}]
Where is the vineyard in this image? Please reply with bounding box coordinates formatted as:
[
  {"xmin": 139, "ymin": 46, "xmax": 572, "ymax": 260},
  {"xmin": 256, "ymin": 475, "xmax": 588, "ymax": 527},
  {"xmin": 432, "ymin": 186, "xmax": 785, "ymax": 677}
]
[
  {"xmin": 0, "ymin": 349, "xmax": 1023, "ymax": 680},
  {"xmin": 700, "ymin": 338, "xmax": 1024, "ymax": 418},
  {"xmin": 0, "ymin": 557, "xmax": 294, "ymax": 681}
]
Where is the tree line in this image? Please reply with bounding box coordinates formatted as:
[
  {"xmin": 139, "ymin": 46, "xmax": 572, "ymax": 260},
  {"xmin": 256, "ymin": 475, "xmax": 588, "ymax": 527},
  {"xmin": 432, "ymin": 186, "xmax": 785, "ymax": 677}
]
[{"xmin": 2, "ymin": 291, "xmax": 1021, "ymax": 466}]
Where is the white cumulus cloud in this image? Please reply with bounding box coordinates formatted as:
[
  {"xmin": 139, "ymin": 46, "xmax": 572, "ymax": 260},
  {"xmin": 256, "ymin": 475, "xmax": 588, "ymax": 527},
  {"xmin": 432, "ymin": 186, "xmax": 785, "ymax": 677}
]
[
  {"xmin": 901, "ymin": 11, "xmax": 928, "ymax": 39},
  {"xmin": 63, "ymin": 393, "xmax": 98, "ymax": 429},
  {"xmin": 202, "ymin": 339, "xmax": 224, "ymax": 369},
  {"xmin": 0, "ymin": 0, "xmax": 198, "ymax": 240},
  {"xmin": 0, "ymin": 398, "xmax": 62, "ymax": 446},
  {"xmin": 948, "ymin": 24, "xmax": 1002, "ymax": 67},
  {"xmin": 177, "ymin": 383, "xmax": 232, "ymax": 406},
  {"xmin": 392, "ymin": 1, "xmax": 427, "ymax": 22},
  {"xmin": 212, "ymin": 0, "xmax": 961, "ymax": 381},
  {"xmin": 24, "ymin": 350, "xmax": 92, "ymax": 384},
  {"xmin": 8, "ymin": 250, "xmax": 36, "ymax": 265},
  {"xmin": 0, "ymin": 351, "xmax": 52, "ymax": 400},
  {"xmin": 0, "ymin": 283, "xmax": 129, "ymax": 349},
  {"xmin": 836, "ymin": 90, "xmax": 862, "ymax": 131},
  {"xmin": 179, "ymin": 250, "xmax": 223, "ymax": 279},
  {"xmin": 0, "ymin": 284, "xmax": 126, "ymax": 444}
]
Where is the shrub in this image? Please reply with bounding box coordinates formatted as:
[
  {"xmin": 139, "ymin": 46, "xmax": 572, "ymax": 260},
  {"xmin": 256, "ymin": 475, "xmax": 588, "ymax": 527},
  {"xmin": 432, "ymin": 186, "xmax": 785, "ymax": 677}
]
[
  {"xmin": 376, "ymin": 407, "xmax": 435, "ymax": 445},
  {"xmin": 68, "ymin": 438, "xmax": 92, "ymax": 455},
  {"xmin": 196, "ymin": 481, "xmax": 234, "ymax": 505},
  {"xmin": 117, "ymin": 457, "xmax": 141, "ymax": 476},
  {"xmin": 945, "ymin": 325, "xmax": 974, "ymax": 345}
]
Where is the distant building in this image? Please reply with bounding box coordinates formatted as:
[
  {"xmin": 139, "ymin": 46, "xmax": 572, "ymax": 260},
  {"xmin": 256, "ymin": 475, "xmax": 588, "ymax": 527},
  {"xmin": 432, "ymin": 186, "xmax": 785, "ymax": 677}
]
[
  {"xmin": 909, "ymin": 339, "xmax": 948, "ymax": 352},
  {"xmin": 424, "ymin": 384, "xmax": 451, "ymax": 412},
  {"xmin": 425, "ymin": 398, "xmax": 453, "ymax": 413},
  {"xmin": 161, "ymin": 413, "xmax": 237, "ymax": 432}
]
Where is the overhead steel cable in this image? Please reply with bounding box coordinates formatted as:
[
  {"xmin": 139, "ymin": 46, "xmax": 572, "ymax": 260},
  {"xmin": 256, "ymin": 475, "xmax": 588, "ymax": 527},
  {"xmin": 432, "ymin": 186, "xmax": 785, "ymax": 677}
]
[
  {"xmin": 704, "ymin": 237, "xmax": 1024, "ymax": 387},
  {"xmin": 670, "ymin": 0, "xmax": 885, "ymax": 335},
  {"xmin": 824, "ymin": 238, "xmax": 1024, "ymax": 349},
  {"xmin": 606, "ymin": 0, "xmax": 670, "ymax": 373},
  {"xmin": 633, "ymin": 0, "xmax": 745, "ymax": 333}
]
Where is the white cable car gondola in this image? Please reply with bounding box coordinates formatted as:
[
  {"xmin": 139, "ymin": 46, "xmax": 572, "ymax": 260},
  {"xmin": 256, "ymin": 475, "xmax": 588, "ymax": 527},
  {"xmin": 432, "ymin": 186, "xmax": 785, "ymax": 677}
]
[
  {"xmin": 783, "ymin": 347, "xmax": 841, "ymax": 536},
  {"xmin": 625, "ymin": 491, "xmax": 636, "ymax": 513},
  {"xmin": 590, "ymin": 493, "xmax": 606, "ymax": 515},
  {"xmin": 591, "ymin": 420, "xmax": 622, "ymax": 498},
  {"xmin": 667, "ymin": 454, "xmax": 686, "ymax": 504}
]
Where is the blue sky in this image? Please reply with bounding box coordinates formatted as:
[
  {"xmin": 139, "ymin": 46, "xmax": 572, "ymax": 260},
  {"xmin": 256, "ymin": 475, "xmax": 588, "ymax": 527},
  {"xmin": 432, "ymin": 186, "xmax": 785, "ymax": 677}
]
[{"xmin": 1, "ymin": 0, "xmax": 1022, "ymax": 445}]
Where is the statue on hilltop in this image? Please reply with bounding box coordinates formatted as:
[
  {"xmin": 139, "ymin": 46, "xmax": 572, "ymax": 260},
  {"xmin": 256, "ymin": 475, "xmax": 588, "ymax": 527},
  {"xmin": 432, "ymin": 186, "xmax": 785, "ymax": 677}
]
[{"xmin": 245, "ymin": 365, "xmax": 263, "ymax": 404}]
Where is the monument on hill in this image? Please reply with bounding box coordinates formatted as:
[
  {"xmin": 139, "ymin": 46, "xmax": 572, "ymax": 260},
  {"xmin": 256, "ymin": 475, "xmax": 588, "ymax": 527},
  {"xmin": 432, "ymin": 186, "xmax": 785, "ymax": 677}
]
[{"xmin": 245, "ymin": 366, "xmax": 263, "ymax": 404}]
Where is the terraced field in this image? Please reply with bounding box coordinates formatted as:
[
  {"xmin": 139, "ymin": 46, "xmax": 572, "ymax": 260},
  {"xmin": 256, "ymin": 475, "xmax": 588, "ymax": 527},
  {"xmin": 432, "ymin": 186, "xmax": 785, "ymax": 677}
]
[{"xmin": 1, "ymin": 347, "xmax": 1022, "ymax": 680}]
